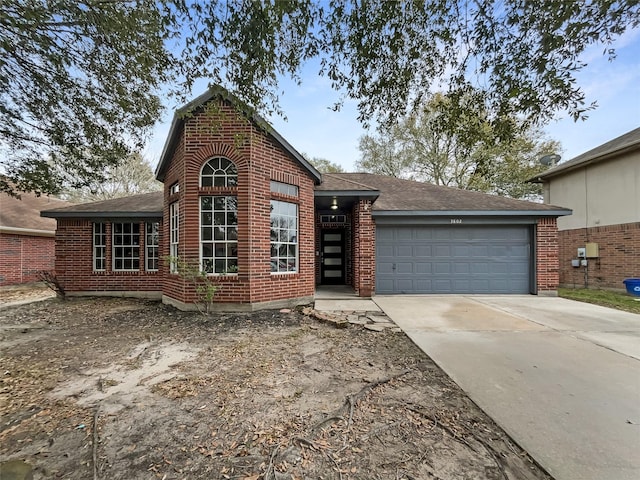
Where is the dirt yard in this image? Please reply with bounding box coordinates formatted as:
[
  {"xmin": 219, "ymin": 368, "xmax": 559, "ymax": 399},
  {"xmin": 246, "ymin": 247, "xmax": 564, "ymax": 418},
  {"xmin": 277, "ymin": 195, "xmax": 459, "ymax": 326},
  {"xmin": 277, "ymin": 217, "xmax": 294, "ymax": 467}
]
[{"xmin": 0, "ymin": 293, "xmax": 553, "ymax": 480}]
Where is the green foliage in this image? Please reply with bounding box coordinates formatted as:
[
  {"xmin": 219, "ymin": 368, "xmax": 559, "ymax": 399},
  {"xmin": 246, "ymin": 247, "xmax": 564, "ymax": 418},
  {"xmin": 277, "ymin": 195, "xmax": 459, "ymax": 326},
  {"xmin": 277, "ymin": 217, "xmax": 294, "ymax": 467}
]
[
  {"xmin": 2, "ymin": 1, "xmax": 637, "ymax": 195},
  {"xmin": 174, "ymin": 0, "xmax": 639, "ymax": 131},
  {"xmin": 559, "ymin": 288, "xmax": 640, "ymax": 315},
  {"xmin": 357, "ymin": 91, "xmax": 560, "ymax": 199},
  {"xmin": 303, "ymin": 154, "xmax": 345, "ymax": 173},
  {"xmin": 61, "ymin": 153, "xmax": 162, "ymax": 202},
  {"xmin": 1, "ymin": 0, "xmax": 174, "ymax": 196},
  {"xmin": 166, "ymin": 256, "xmax": 220, "ymax": 315}
]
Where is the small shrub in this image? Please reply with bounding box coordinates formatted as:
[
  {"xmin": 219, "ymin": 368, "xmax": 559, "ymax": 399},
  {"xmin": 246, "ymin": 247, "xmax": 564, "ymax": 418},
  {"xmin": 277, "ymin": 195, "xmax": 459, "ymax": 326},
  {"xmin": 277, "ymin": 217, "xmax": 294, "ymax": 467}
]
[
  {"xmin": 36, "ymin": 270, "xmax": 66, "ymax": 299},
  {"xmin": 166, "ymin": 256, "xmax": 219, "ymax": 315}
]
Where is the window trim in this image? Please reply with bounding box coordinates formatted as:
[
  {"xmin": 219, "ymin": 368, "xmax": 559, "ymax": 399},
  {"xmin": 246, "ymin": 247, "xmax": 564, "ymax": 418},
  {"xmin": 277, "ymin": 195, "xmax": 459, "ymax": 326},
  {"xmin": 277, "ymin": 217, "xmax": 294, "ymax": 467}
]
[
  {"xmin": 270, "ymin": 200, "xmax": 299, "ymax": 275},
  {"xmin": 169, "ymin": 202, "xmax": 179, "ymax": 274},
  {"xmin": 93, "ymin": 222, "xmax": 106, "ymax": 272},
  {"xmin": 270, "ymin": 180, "xmax": 299, "ymax": 197},
  {"xmin": 112, "ymin": 222, "xmax": 140, "ymax": 272},
  {"xmin": 145, "ymin": 222, "xmax": 159, "ymax": 272},
  {"xmin": 200, "ymin": 157, "xmax": 238, "ymax": 188},
  {"xmin": 200, "ymin": 195, "xmax": 238, "ymax": 275}
]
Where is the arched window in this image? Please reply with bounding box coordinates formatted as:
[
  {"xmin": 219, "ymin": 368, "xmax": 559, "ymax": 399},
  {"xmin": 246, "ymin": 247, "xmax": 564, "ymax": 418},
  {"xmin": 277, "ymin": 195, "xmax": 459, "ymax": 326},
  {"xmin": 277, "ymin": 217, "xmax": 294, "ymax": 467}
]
[{"xmin": 200, "ymin": 157, "xmax": 238, "ymax": 187}]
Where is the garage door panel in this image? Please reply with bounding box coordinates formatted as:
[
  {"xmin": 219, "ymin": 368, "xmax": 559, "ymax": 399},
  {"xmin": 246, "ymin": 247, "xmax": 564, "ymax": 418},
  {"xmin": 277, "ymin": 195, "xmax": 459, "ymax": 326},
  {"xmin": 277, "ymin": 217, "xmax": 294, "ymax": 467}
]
[
  {"xmin": 415, "ymin": 262, "xmax": 432, "ymax": 274},
  {"xmin": 396, "ymin": 228, "xmax": 413, "ymax": 241},
  {"xmin": 434, "ymin": 245, "xmax": 451, "ymax": 257},
  {"xmin": 376, "ymin": 226, "xmax": 531, "ymax": 294},
  {"xmin": 453, "ymin": 263, "xmax": 470, "ymax": 274},
  {"xmin": 396, "ymin": 262, "xmax": 413, "ymax": 274},
  {"xmin": 377, "ymin": 261, "xmax": 395, "ymax": 274},
  {"xmin": 433, "ymin": 262, "xmax": 451, "ymax": 274}
]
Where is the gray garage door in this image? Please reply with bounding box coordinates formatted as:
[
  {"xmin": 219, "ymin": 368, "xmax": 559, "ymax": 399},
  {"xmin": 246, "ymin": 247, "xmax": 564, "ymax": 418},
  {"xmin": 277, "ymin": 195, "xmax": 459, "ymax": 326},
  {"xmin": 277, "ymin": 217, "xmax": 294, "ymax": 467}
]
[{"xmin": 376, "ymin": 225, "xmax": 531, "ymax": 294}]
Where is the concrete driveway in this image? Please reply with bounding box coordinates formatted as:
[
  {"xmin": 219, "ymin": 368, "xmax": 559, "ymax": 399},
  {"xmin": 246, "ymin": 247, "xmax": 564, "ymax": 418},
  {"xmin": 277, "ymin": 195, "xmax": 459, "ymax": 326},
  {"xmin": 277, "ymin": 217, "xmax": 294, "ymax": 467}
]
[{"xmin": 373, "ymin": 295, "xmax": 640, "ymax": 480}]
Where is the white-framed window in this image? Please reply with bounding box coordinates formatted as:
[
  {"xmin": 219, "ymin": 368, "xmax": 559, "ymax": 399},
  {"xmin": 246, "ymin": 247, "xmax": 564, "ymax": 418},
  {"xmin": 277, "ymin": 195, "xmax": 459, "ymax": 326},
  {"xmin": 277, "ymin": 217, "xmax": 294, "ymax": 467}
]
[
  {"xmin": 93, "ymin": 222, "xmax": 106, "ymax": 271},
  {"xmin": 170, "ymin": 182, "xmax": 179, "ymax": 194},
  {"xmin": 169, "ymin": 202, "xmax": 179, "ymax": 273},
  {"xmin": 270, "ymin": 180, "xmax": 298, "ymax": 197},
  {"xmin": 145, "ymin": 222, "xmax": 159, "ymax": 272},
  {"xmin": 200, "ymin": 157, "xmax": 238, "ymax": 187},
  {"xmin": 270, "ymin": 200, "xmax": 298, "ymax": 273},
  {"xmin": 112, "ymin": 223, "xmax": 140, "ymax": 271},
  {"xmin": 200, "ymin": 196, "xmax": 238, "ymax": 274}
]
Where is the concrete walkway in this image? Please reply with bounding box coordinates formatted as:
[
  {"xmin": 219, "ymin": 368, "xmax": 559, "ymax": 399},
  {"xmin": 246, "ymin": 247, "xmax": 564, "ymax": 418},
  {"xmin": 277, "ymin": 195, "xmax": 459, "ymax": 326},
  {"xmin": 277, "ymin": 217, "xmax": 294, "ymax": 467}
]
[{"xmin": 373, "ymin": 295, "xmax": 640, "ymax": 480}]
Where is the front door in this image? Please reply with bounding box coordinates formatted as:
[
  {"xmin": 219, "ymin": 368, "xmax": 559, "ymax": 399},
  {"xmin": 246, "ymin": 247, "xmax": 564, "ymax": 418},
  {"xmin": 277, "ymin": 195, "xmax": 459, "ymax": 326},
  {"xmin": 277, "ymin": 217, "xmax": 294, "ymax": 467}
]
[{"xmin": 321, "ymin": 229, "xmax": 345, "ymax": 284}]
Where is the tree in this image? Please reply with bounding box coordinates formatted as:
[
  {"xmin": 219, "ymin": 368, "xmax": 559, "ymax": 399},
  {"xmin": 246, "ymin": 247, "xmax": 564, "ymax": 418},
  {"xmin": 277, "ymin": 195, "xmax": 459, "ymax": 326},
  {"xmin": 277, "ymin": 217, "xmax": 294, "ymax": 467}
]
[
  {"xmin": 303, "ymin": 154, "xmax": 345, "ymax": 173},
  {"xmin": 2, "ymin": 1, "xmax": 637, "ymax": 195},
  {"xmin": 1, "ymin": 0, "xmax": 174, "ymax": 196},
  {"xmin": 61, "ymin": 153, "xmax": 162, "ymax": 202},
  {"xmin": 356, "ymin": 92, "xmax": 560, "ymax": 199}
]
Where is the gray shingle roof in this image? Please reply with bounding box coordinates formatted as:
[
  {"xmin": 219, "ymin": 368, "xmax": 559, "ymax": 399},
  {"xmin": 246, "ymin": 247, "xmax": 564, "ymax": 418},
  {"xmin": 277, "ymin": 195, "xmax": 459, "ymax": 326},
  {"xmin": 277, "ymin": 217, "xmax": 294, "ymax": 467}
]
[
  {"xmin": 531, "ymin": 126, "xmax": 640, "ymax": 182},
  {"xmin": 41, "ymin": 191, "xmax": 163, "ymax": 218},
  {"xmin": 321, "ymin": 173, "xmax": 570, "ymax": 215},
  {"xmin": 1, "ymin": 191, "xmax": 71, "ymax": 232}
]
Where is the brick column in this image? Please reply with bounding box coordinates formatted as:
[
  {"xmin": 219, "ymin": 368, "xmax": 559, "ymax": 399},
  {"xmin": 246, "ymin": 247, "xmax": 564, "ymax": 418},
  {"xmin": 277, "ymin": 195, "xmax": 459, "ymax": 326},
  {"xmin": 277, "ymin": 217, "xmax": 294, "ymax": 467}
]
[
  {"xmin": 536, "ymin": 218, "xmax": 559, "ymax": 294},
  {"xmin": 352, "ymin": 199, "xmax": 375, "ymax": 297}
]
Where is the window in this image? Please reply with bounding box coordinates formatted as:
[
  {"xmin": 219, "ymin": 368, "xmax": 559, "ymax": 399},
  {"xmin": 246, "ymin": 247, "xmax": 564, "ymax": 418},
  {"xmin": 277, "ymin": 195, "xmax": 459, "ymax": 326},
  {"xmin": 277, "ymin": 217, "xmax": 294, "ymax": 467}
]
[
  {"xmin": 112, "ymin": 223, "xmax": 140, "ymax": 271},
  {"xmin": 170, "ymin": 182, "xmax": 179, "ymax": 194},
  {"xmin": 146, "ymin": 222, "xmax": 159, "ymax": 272},
  {"xmin": 200, "ymin": 196, "xmax": 238, "ymax": 274},
  {"xmin": 320, "ymin": 214, "xmax": 347, "ymax": 224},
  {"xmin": 93, "ymin": 223, "xmax": 106, "ymax": 271},
  {"xmin": 170, "ymin": 202, "xmax": 179, "ymax": 273},
  {"xmin": 270, "ymin": 180, "xmax": 298, "ymax": 197},
  {"xmin": 270, "ymin": 200, "xmax": 298, "ymax": 273},
  {"xmin": 201, "ymin": 157, "xmax": 238, "ymax": 187}
]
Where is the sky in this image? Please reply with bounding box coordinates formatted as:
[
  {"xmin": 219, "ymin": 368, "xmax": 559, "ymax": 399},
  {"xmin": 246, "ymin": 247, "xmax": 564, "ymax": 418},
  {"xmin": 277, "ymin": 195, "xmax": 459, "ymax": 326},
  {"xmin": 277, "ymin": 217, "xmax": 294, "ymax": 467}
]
[{"xmin": 145, "ymin": 28, "xmax": 640, "ymax": 172}]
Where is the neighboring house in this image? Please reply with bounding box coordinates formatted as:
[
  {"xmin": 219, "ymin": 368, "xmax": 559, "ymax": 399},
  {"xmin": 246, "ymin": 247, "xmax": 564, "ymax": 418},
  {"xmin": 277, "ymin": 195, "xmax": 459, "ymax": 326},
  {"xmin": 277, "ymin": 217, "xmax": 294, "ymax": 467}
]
[
  {"xmin": 0, "ymin": 190, "xmax": 70, "ymax": 285},
  {"xmin": 531, "ymin": 127, "xmax": 640, "ymax": 290},
  {"xmin": 42, "ymin": 89, "xmax": 571, "ymax": 310}
]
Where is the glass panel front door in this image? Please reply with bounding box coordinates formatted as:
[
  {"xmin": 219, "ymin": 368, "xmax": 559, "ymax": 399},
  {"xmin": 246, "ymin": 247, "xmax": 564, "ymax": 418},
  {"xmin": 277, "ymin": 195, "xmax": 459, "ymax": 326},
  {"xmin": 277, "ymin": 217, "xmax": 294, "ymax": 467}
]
[{"xmin": 321, "ymin": 229, "xmax": 345, "ymax": 284}]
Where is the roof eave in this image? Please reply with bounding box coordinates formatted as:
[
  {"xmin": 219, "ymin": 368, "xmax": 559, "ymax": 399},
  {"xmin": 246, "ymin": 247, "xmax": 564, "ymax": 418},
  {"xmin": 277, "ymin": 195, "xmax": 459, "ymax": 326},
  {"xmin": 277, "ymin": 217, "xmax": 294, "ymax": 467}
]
[
  {"xmin": 315, "ymin": 190, "xmax": 380, "ymax": 198},
  {"xmin": 41, "ymin": 211, "xmax": 163, "ymax": 219},
  {"xmin": 372, "ymin": 209, "xmax": 572, "ymax": 217},
  {"xmin": 530, "ymin": 142, "xmax": 640, "ymax": 182},
  {"xmin": 0, "ymin": 226, "xmax": 55, "ymax": 237}
]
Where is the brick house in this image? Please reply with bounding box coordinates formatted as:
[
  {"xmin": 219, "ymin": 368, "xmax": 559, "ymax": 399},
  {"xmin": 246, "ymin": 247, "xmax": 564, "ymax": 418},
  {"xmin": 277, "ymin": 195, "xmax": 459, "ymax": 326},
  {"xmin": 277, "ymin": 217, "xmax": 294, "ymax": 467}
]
[
  {"xmin": 42, "ymin": 89, "xmax": 571, "ymax": 310},
  {"xmin": 531, "ymin": 127, "xmax": 640, "ymax": 290},
  {"xmin": 0, "ymin": 190, "xmax": 70, "ymax": 285}
]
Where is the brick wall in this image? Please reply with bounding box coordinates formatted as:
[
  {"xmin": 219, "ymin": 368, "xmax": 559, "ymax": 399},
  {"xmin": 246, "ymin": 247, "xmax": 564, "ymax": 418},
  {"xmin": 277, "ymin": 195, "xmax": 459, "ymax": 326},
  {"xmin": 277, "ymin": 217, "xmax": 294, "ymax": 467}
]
[
  {"xmin": 54, "ymin": 220, "xmax": 161, "ymax": 293},
  {"xmin": 557, "ymin": 222, "xmax": 640, "ymax": 289},
  {"xmin": 536, "ymin": 218, "xmax": 560, "ymax": 292},
  {"xmin": 0, "ymin": 233, "xmax": 55, "ymax": 285},
  {"xmin": 161, "ymin": 99, "xmax": 316, "ymax": 306},
  {"xmin": 352, "ymin": 200, "xmax": 375, "ymax": 297}
]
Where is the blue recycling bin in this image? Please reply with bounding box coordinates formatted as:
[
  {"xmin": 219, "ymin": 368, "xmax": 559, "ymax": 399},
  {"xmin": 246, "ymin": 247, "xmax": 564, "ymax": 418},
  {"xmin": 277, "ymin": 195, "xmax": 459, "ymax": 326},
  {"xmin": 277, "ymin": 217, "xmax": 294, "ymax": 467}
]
[{"xmin": 622, "ymin": 278, "xmax": 640, "ymax": 297}]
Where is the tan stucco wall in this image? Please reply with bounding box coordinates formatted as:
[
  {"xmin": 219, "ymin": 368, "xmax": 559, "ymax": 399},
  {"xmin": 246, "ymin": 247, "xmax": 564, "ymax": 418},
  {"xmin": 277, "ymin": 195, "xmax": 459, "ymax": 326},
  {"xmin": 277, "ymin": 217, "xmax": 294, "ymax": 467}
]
[{"xmin": 545, "ymin": 152, "xmax": 640, "ymax": 231}]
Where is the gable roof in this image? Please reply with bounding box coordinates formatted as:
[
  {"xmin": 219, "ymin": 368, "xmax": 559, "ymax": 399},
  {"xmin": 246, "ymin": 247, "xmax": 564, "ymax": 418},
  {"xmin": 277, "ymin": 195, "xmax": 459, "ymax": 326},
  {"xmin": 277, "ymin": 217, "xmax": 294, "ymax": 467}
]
[
  {"xmin": 155, "ymin": 87, "xmax": 322, "ymax": 184},
  {"xmin": 0, "ymin": 190, "xmax": 71, "ymax": 235},
  {"xmin": 531, "ymin": 126, "xmax": 640, "ymax": 182},
  {"xmin": 321, "ymin": 173, "xmax": 571, "ymax": 216},
  {"xmin": 41, "ymin": 191, "xmax": 163, "ymax": 219}
]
